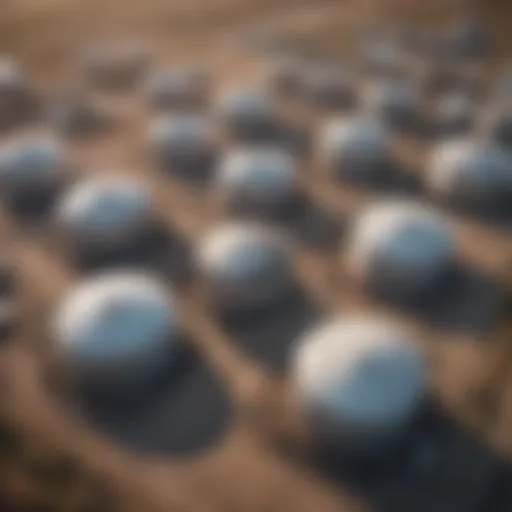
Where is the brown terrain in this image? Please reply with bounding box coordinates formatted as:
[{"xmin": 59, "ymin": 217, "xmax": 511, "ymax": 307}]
[{"xmin": 1, "ymin": 0, "xmax": 512, "ymax": 511}]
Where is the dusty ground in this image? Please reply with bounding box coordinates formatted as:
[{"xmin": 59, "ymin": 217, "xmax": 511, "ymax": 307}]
[{"xmin": 1, "ymin": 1, "xmax": 512, "ymax": 511}]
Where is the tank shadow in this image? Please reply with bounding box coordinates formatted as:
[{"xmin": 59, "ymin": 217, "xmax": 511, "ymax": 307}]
[
  {"xmin": 309, "ymin": 399, "xmax": 502, "ymax": 512},
  {"xmin": 218, "ymin": 284, "xmax": 326, "ymax": 375},
  {"xmin": 76, "ymin": 341, "xmax": 234, "ymax": 458},
  {"xmin": 368, "ymin": 262, "xmax": 500, "ymax": 337},
  {"xmin": 71, "ymin": 221, "xmax": 194, "ymax": 288}
]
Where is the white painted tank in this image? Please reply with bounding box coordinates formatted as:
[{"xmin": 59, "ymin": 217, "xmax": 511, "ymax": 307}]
[
  {"xmin": 216, "ymin": 147, "xmax": 296, "ymax": 210},
  {"xmin": 55, "ymin": 175, "xmax": 153, "ymax": 248},
  {"xmin": 148, "ymin": 113, "xmax": 216, "ymax": 170},
  {"xmin": 304, "ymin": 63, "xmax": 355, "ymax": 109},
  {"xmin": 427, "ymin": 139, "xmax": 512, "ymax": 206},
  {"xmin": 195, "ymin": 221, "xmax": 292, "ymax": 310},
  {"xmin": 483, "ymin": 106, "xmax": 512, "ymax": 149},
  {"xmin": 495, "ymin": 66, "xmax": 512, "ymax": 101},
  {"xmin": 268, "ymin": 54, "xmax": 308, "ymax": 96},
  {"xmin": 0, "ymin": 135, "xmax": 66, "ymax": 195},
  {"xmin": 360, "ymin": 41, "xmax": 407, "ymax": 78},
  {"xmin": 292, "ymin": 315, "xmax": 427, "ymax": 455},
  {"xmin": 346, "ymin": 200, "xmax": 455, "ymax": 297},
  {"xmin": 363, "ymin": 78, "xmax": 422, "ymax": 127},
  {"xmin": 435, "ymin": 92, "xmax": 475, "ymax": 135},
  {"xmin": 216, "ymin": 86, "xmax": 276, "ymax": 138},
  {"xmin": 144, "ymin": 67, "xmax": 209, "ymax": 109},
  {"xmin": 443, "ymin": 18, "xmax": 492, "ymax": 58},
  {"xmin": 0, "ymin": 57, "xmax": 26, "ymax": 100},
  {"xmin": 53, "ymin": 271, "xmax": 178, "ymax": 387},
  {"xmin": 319, "ymin": 116, "xmax": 393, "ymax": 182},
  {"xmin": 82, "ymin": 40, "xmax": 152, "ymax": 89}
]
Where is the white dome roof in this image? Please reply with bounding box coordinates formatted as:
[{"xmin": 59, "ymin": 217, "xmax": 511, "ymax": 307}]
[
  {"xmin": 427, "ymin": 139, "xmax": 512, "ymax": 200},
  {"xmin": 436, "ymin": 92, "xmax": 474, "ymax": 130},
  {"xmin": 217, "ymin": 87, "xmax": 274, "ymax": 122},
  {"xmin": 196, "ymin": 222, "xmax": 289, "ymax": 283},
  {"xmin": 195, "ymin": 222, "xmax": 292, "ymax": 307},
  {"xmin": 292, "ymin": 316, "xmax": 426, "ymax": 427},
  {"xmin": 0, "ymin": 57, "xmax": 25, "ymax": 93},
  {"xmin": 53, "ymin": 271, "xmax": 177, "ymax": 378},
  {"xmin": 305, "ymin": 63, "xmax": 354, "ymax": 94},
  {"xmin": 491, "ymin": 113, "xmax": 512, "ymax": 147},
  {"xmin": 269, "ymin": 54, "xmax": 307, "ymax": 90},
  {"xmin": 319, "ymin": 116, "xmax": 391, "ymax": 175},
  {"xmin": 363, "ymin": 79, "xmax": 421, "ymax": 119},
  {"xmin": 361, "ymin": 41, "xmax": 406, "ymax": 77},
  {"xmin": 347, "ymin": 200, "xmax": 454, "ymax": 287},
  {"xmin": 144, "ymin": 67, "xmax": 207, "ymax": 106},
  {"xmin": 82, "ymin": 40, "xmax": 151, "ymax": 84},
  {"xmin": 444, "ymin": 18, "xmax": 491, "ymax": 57},
  {"xmin": 216, "ymin": 147, "xmax": 296, "ymax": 202},
  {"xmin": 55, "ymin": 175, "xmax": 152, "ymax": 238},
  {"xmin": 495, "ymin": 66, "xmax": 512, "ymax": 100},
  {"xmin": 438, "ymin": 92, "xmax": 474, "ymax": 116},
  {"xmin": 0, "ymin": 135, "xmax": 65, "ymax": 188},
  {"xmin": 149, "ymin": 113, "xmax": 213, "ymax": 151},
  {"xmin": 84, "ymin": 40, "xmax": 150, "ymax": 65}
]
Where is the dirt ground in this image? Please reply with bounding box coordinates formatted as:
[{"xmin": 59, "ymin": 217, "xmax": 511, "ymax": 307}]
[{"xmin": 1, "ymin": 1, "xmax": 512, "ymax": 511}]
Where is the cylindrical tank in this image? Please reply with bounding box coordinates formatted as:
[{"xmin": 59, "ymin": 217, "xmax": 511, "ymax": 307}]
[
  {"xmin": 195, "ymin": 221, "xmax": 293, "ymax": 311},
  {"xmin": 53, "ymin": 271, "xmax": 178, "ymax": 390},
  {"xmin": 292, "ymin": 315, "xmax": 427, "ymax": 460},
  {"xmin": 346, "ymin": 200, "xmax": 455, "ymax": 298},
  {"xmin": 319, "ymin": 116, "xmax": 394, "ymax": 184},
  {"xmin": 215, "ymin": 147, "xmax": 296, "ymax": 214}
]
